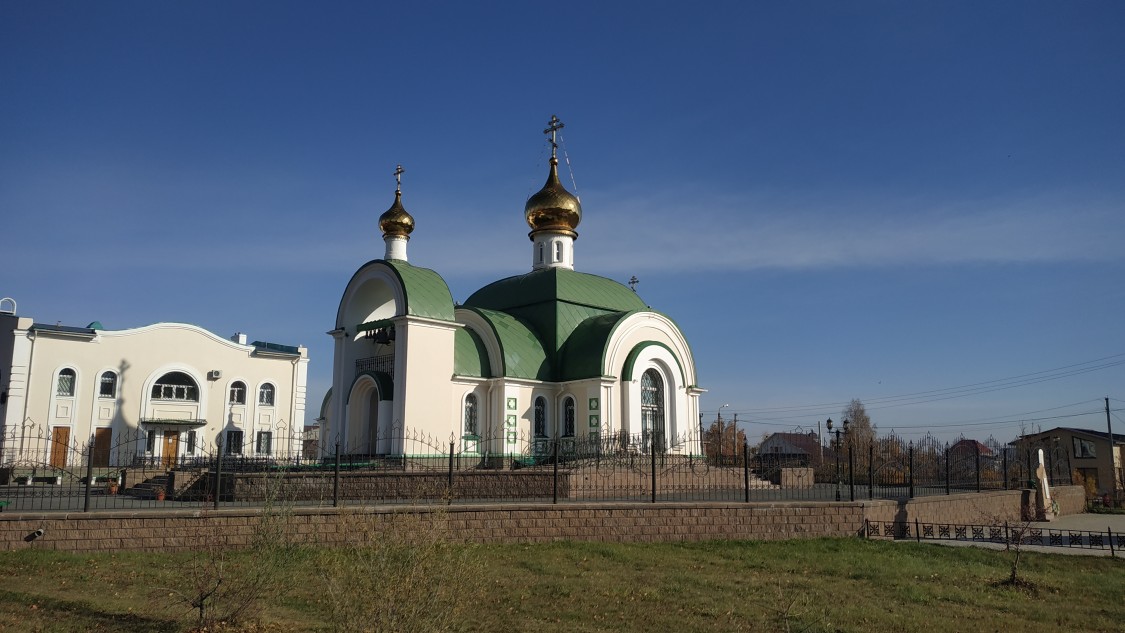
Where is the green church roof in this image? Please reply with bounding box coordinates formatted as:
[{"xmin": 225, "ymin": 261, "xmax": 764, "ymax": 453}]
[
  {"xmin": 465, "ymin": 268, "xmax": 645, "ymax": 313},
  {"xmin": 461, "ymin": 268, "xmax": 650, "ymax": 380},
  {"xmin": 453, "ymin": 326, "xmax": 492, "ymax": 378},
  {"xmin": 462, "ymin": 307, "xmax": 549, "ymax": 380},
  {"xmin": 384, "ymin": 259, "xmax": 455, "ymax": 321}
]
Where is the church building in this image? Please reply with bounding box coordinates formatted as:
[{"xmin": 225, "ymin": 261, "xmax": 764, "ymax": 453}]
[{"xmin": 323, "ymin": 119, "xmax": 702, "ymax": 457}]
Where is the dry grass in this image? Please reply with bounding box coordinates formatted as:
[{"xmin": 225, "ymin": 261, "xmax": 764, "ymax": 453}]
[{"xmin": 0, "ymin": 537, "xmax": 1120, "ymax": 632}]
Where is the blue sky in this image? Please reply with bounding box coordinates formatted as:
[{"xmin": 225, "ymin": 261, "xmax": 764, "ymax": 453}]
[{"xmin": 3, "ymin": 1, "xmax": 1124, "ymax": 442}]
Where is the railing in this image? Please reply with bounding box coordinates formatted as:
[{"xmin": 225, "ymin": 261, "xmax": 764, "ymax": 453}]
[
  {"xmin": 355, "ymin": 354, "xmax": 394, "ymax": 377},
  {"xmin": 0, "ymin": 422, "xmax": 1079, "ymax": 514},
  {"xmin": 866, "ymin": 519, "xmax": 1123, "ymax": 555}
]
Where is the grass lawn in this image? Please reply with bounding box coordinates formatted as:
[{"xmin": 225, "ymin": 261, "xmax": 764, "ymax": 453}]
[{"xmin": 0, "ymin": 538, "xmax": 1120, "ymax": 632}]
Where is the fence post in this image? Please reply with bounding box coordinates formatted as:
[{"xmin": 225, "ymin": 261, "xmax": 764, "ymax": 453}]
[
  {"xmin": 214, "ymin": 437, "xmax": 223, "ymax": 510},
  {"xmin": 944, "ymin": 443, "xmax": 950, "ymax": 495},
  {"xmin": 848, "ymin": 441, "xmax": 855, "ymax": 502},
  {"xmin": 868, "ymin": 443, "xmax": 874, "ymax": 500},
  {"xmin": 834, "ymin": 436, "xmax": 842, "ymax": 502},
  {"xmin": 743, "ymin": 441, "xmax": 750, "ymax": 503},
  {"xmin": 449, "ymin": 440, "xmax": 456, "ymax": 505},
  {"xmin": 332, "ymin": 442, "xmax": 340, "ymax": 508},
  {"xmin": 1003, "ymin": 449, "xmax": 1009, "ymax": 490},
  {"xmin": 1005, "ymin": 521, "xmax": 1010, "ymax": 551},
  {"xmin": 914, "ymin": 517, "xmax": 921, "ymax": 543},
  {"xmin": 83, "ymin": 440, "xmax": 94, "ymax": 513},
  {"xmin": 975, "ymin": 447, "xmax": 981, "ymax": 492},
  {"xmin": 1109, "ymin": 528, "xmax": 1115, "ymax": 557},
  {"xmin": 552, "ymin": 438, "xmax": 559, "ymax": 505},
  {"xmin": 650, "ymin": 437, "xmax": 657, "ymax": 504},
  {"xmin": 908, "ymin": 442, "xmax": 915, "ymax": 499}
]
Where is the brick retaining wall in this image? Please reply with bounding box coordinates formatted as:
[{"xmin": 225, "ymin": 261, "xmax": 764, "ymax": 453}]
[{"xmin": 0, "ymin": 487, "xmax": 1090, "ymax": 554}]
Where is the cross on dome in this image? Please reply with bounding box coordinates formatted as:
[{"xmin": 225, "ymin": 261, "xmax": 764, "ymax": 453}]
[
  {"xmin": 543, "ymin": 115, "xmax": 564, "ymax": 158},
  {"xmin": 394, "ymin": 164, "xmax": 404, "ymax": 193}
]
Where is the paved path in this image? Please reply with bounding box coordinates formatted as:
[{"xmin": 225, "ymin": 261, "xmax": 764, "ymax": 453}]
[{"xmin": 901, "ymin": 512, "xmax": 1125, "ymax": 558}]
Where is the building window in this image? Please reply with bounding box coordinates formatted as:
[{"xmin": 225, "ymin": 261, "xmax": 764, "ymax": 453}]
[
  {"xmin": 99, "ymin": 371, "xmax": 117, "ymax": 398},
  {"xmin": 229, "ymin": 381, "xmax": 246, "ymax": 405},
  {"xmin": 538, "ymin": 243, "xmax": 544, "ymax": 264},
  {"xmin": 641, "ymin": 369, "xmax": 665, "ymax": 451},
  {"xmin": 151, "ymin": 372, "xmax": 198, "ymax": 401},
  {"xmin": 464, "ymin": 393, "xmax": 479, "ymax": 436},
  {"xmin": 227, "ymin": 430, "xmax": 243, "ymax": 454},
  {"xmin": 259, "ymin": 383, "xmax": 275, "ymax": 406},
  {"xmin": 187, "ymin": 430, "xmax": 197, "ymax": 455},
  {"xmin": 145, "ymin": 431, "xmax": 157, "ymax": 453},
  {"xmin": 1073, "ymin": 437, "xmax": 1096, "ymax": 459},
  {"xmin": 256, "ymin": 431, "xmax": 273, "ymax": 455},
  {"xmin": 555, "ymin": 242, "xmax": 562, "ymax": 262},
  {"xmin": 563, "ymin": 397, "xmax": 575, "ymax": 437},
  {"xmin": 56, "ymin": 368, "xmax": 76, "ymax": 397},
  {"xmin": 534, "ymin": 396, "xmax": 547, "ymax": 437}
]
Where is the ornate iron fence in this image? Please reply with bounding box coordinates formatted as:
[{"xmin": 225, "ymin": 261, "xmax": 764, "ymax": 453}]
[
  {"xmin": 0, "ymin": 422, "xmax": 1078, "ymax": 513},
  {"xmin": 867, "ymin": 519, "xmax": 1123, "ymax": 555}
]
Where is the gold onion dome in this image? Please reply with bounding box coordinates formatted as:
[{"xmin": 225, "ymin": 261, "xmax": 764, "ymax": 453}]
[
  {"xmin": 379, "ymin": 190, "xmax": 414, "ymax": 238},
  {"xmin": 524, "ymin": 156, "xmax": 581, "ymax": 238}
]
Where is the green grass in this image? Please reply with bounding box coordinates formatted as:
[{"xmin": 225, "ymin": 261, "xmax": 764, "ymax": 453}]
[{"xmin": 0, "ymin": 539, "xmax": 1121, "ymax": 632}]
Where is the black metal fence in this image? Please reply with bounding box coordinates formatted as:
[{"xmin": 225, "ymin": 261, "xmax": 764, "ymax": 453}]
[
  {"xmin": 867, "ymin": 519, "xmax": 1123, "ymax": 555},
  {"xmin": 0, "ymin": 422, "xmax": 1075, "ymax": 513}
]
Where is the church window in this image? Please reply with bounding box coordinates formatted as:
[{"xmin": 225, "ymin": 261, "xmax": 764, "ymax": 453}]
[
  {"xmin": 259, "ymin": 383, "xmax": 275, "ymax": 406},
  {"xmin": 227, "ymin": 429, "xmax": 243, "ymax": 454},
  {"xmin": 145, "ymin": 430, "xmax": 156, "ymax": 453},
  {"xmin": 464, "ymin": 393, "xmax": 479, "ymax": 436},
  {"xmin": 563, "ymin": 397, "xmax": 575, "ymax": 437},
  {"xmin": 256, "ymin": 431, "xmax": 273, "ymax": 455},
  {"xmin": 99, "ymin": 371, "xmax": 117, "ymax": 398},
  {"xmin": 640, "ymin": 369, "xmax": 665, "ymax": 452},
  {"xmin": 187, "ymin": 430, "xmax": 197, "ymax": 455},
  {"xmin": 229, "ymin": 381, "xmax": 246, "ymax": 405},
  {"xmin": 534, "ymin": 396, "xmax": 547, "ymax": 437},
  {"xmin": 151, "ymin": 372, "xmax": 197, "ymax": 401},
  {"xmin": 538, "ymin": 242, "xmax": 544, "ymax": 264},
  {"xmin": 555, "ymin": 242, "xmax": 562, "ymax": 262},
  {"xmin": 56, "ymin": 368, "xmax": 76, "ymax": 397}
]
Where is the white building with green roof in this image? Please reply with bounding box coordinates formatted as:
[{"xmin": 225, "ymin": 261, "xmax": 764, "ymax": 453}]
[{"xmin": 324, "ymin": 125, "xmax": 703, "ymax": 457}]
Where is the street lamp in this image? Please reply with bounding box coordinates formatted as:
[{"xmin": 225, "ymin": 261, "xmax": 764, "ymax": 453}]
[{"xmin": 827, "ymin": 418, "xmax": 849, "ymax": 501}]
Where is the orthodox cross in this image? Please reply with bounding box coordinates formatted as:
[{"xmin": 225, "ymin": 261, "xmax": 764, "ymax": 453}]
[
  {"xmin": 628, "ymin": 275, "xmax": 639, "ymax": 293},
  {"xmin": 543, "ymin": 115, "xmax": 564, "ymax": 157},
  {"xmin": 394, "ymin": 164, "xmax": 404, "ymax": 193}
]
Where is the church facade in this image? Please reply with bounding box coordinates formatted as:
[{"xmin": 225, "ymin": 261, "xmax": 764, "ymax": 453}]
[{"xmin": 323, "ymin": 124, "xmax": 702, "ymax": 457}]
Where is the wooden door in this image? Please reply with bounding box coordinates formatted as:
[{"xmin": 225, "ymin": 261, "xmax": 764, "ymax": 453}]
[
  {"xmin": 162, "ymin": 432, "xmax": 180, "ymax": 469},
  {"xmin": 92, "ymin": 427, "xmax": 112, "ymax": 468},
  {"xmin": 50, "ymin": 426, "xmax": 70, "ymax": 469}
]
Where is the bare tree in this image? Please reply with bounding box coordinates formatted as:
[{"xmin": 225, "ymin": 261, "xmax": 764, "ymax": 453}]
[{"xmin": 841, "ymin": 399, "xmax": 876, "ymax": 448}]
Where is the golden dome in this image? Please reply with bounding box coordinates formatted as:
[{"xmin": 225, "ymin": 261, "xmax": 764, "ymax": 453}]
[
  {"xmin": 379, "ymin": 190, "xmax": 414, "ymax": 238},
  {"xmin": 524, "ymin": 156, "xmax": 581, "ymax": 238}
]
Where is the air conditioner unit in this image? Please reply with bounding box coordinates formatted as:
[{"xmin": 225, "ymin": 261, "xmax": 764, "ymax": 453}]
[{"xmin": 208, "ymin": 370, "xmax": 223, "ymax": 380}]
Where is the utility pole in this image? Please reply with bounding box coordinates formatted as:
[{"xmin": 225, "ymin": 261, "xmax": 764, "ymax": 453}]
[{"xmin": 1107, "ymin": 397, "xmax": 1118, "ymax": 508}]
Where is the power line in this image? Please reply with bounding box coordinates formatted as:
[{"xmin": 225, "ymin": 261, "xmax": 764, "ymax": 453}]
[{"xmin": 729, "ymin": 353, "xmax": 1125, "ymax": 415}]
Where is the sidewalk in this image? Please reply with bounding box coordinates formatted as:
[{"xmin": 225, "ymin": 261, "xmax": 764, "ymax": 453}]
[{"xmin": 903, "ymin": 512, "xmax": 1125, "ymax": 558}]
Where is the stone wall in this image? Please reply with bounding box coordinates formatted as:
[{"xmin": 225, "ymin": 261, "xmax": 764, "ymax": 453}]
[
  {"xmin": 0, "ymin": 488, "xmax": 1091, "ymax": 554},
  {"xmin": 1049, "ymin": 485, "xmax": 1086, "ymax": 517},
  {"xmin": 209, "ymin": 471, "xmax": 564, "ymax": 503},
  {"xmin": 0, "ymin": 502, "xmax": 866, "ymax": 553}
]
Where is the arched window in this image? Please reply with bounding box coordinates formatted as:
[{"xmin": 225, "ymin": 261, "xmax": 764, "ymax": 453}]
[
  {"xmin": 152, "ymin": 371, "xmax": 198, "ymax": 401},
  {"xmin": 464, "ymin": 393, "xmax": 478, "ymax": 436},
  {"xmin": 563, "ymin": 397, "xmax": 575, "ymax": 437},
  {"xmin": 534, "ymin": 396, "xmax": 547, "ymax": 437},
  {"xmin": 258, "ymin": 383, "xmax": 275, "ymax": 406},
  {"xmin": 99, "ymin": 371, "xmax": 117, "ymax": 398},
  {"xmin": 56, "ymin": 368, "xmax": 76, "ymax": 397},
  {"xmin": 538, "ymin": 242, "xmax": 544, "ymax": 264},
  {"xmin": 555, "ymin": 242, "xmax": 562, "ymax": 262},
  {"xmin": 229, "ymin": 381, "xmax": 246, "ymax": 405},
  {"xmin": 640, "ymin": 369, "xmax": 665, "ymax": 451}
]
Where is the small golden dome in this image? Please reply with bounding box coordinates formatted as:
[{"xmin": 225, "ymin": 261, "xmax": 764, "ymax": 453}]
[
  {"xmin": 379, "ymin": 190, "xmax": 414, "ymax": 238},
  {"xmin": 525, "ymin": 157, "xmax": 581, "ymax": 238}
]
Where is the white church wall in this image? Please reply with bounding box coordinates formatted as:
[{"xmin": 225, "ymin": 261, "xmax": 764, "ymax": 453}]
[{"xmin": 398, "ymin": 319, "xmax": 457, "ymax": 441}]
